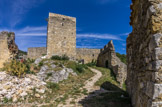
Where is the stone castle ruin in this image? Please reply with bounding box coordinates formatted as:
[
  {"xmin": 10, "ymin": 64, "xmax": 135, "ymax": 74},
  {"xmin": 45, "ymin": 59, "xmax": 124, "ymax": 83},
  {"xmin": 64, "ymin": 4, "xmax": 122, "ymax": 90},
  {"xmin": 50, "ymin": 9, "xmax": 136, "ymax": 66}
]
[
  {"xmin": 0, "ymin": 32, "xmax": 18, "ymax": 68},
  {"xmin": 97, "ymin": 40, "xmax": 127, "ymax": 86},
  {"xmin": 27, "ymin": 12, "xmax": 101, "ymax": 63},
  {"xmin": 76, "ymin": 48, "xmax": 100, "ymax": 64},
  {"xmin": 47, "ymin": 13, "xmax": 76, "ymax": 59},
  {"xmin": 126, "ymin": 0, "xmax": 162, "ymax": 106},
  {"xmin": 0, "ymin": 12, "xmax": 127, "ymax": 88},
  {"xmin": 27, "ymin": 47, "xmax": 46, "ymax": 59}
]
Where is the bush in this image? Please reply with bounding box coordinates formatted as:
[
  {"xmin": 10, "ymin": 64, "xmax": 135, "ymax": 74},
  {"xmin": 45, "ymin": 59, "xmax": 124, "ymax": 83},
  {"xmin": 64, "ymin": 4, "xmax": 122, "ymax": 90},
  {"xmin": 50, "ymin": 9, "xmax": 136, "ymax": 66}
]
[
  {"xmin": 76, "ymin": 65, "xmax": 84, "ymax": 73},
  {"xmin": 3, "ymin": 60, "xmax": 28, "ymax": 77},
  {"xmin": 86, "ymin": 60, "xmax": 97, "ymax": 67},
  {"xmin": 46, "ymin": 82, "xmax": 59, "ymax": 92},
  {"xmin": 38, "ymin": 61, "xmax": 43, "ymax": 67},
  {"xmin": 51, "ymin": 55, "xmax": 69, "ymax": 61},
  {"xmin": 51, "ymin": 55, "xmax": 62, "ymax": 60},
  {"xmin": 61, "ymin": 55, "xmax": 69, "ymax": 60},
  {"xmin": 66, "ymin": 61, "xmax": 88, "ymax": 74},
  {"xmin": 116, "ymin": 53, "xmax": 127, "ymax": 64}
]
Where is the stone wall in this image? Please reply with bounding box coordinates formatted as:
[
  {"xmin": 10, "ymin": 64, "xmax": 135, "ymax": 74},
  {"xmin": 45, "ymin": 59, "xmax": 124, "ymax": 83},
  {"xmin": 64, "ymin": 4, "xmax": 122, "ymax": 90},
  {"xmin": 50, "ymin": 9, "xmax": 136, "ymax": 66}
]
[
  {"xmin": 27, "ymin": 47, "xmax": 47, "ymax": 59},
  {"xmin": 47, "ymin": 13, "xmax": 76, "ymax": 59},
  {"xmin": 76, "ymin": 48, "xmax": 100, "ymax": 64},
  {"xmin": 126, "ymin": 0, "xmax": 162, "ymax": 106},
  {"xmin": 97, "ymin": 40, "xmax": 127, "ymax": 86},
  {"xmin": 0, "ymin": 31, "xmax": 18, "ymax": 68}
]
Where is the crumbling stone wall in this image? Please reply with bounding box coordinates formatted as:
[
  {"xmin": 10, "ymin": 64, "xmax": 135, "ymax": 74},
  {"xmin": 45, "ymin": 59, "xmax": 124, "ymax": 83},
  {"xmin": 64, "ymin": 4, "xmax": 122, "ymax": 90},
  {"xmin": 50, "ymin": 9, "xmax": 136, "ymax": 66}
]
[
  {"xmin": 126, "ymin": 0, "xmax": 162, "ymax": 106},
  {"xmin": 97, "ymin": 40, "xmax": 127, "ymax": 86},
  {"xmin": 47, "ymin": 13, "xmax": 76, "ymax": 59},
  {"xmin": 27, "ymin": 47, "xmax": 46, "ymax": 59},
  {"xmin": 0, "ymin": 31, "xmax": 18, "ymax": 68},
  {"xmin": 76, "ymin": 48, "xmax": 100, "ymax": 64}
]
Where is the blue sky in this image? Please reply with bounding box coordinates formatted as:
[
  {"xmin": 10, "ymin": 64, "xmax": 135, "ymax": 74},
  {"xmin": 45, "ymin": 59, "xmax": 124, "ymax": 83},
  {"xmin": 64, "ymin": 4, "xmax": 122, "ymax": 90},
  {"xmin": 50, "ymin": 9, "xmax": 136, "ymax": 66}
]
[{"xmin": 0, "ymin": 0, "xmax": 132, "ymax": 54}]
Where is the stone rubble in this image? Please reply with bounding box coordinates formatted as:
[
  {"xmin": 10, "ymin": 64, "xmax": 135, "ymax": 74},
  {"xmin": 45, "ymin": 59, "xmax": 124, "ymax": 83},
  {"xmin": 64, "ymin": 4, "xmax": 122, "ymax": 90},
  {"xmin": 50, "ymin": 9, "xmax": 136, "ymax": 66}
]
[
  {"xmin": 37, "ymin": 60, "xmax": 77, "ymax": 83},
  {"xmin": 0, "ymin": 72, "xmax": 46, "ymax": 102}
]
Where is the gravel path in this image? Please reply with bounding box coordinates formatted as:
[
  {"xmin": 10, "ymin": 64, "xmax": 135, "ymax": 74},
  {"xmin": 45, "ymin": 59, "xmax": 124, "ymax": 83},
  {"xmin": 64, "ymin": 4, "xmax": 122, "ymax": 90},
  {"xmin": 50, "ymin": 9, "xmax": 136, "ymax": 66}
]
[{"xmin": 58, "ymin": 68, "xmax": 108, "ymax": 107}]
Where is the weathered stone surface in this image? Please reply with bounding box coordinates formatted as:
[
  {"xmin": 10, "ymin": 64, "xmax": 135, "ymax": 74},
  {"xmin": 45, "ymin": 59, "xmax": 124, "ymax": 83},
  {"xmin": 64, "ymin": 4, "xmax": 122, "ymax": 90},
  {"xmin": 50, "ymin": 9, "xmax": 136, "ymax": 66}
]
[
  {"xmin": 0, "ymin": 31, "xmax": 18, "ymax": 68},
  {"xmin": 0, "ymin": 72, "xmax": 47, "ymax": 102},
  {"xmin": 37, "ymin": 60, "xmax": 77, "ymax": 83},
  {"xmin": 47, "ymin": 13, "xmax": 76, "ymax": 59},
  {"xmin": 27, "ymin": 47, "xmax": 46, "ymax": 59},
  {"xmin": 97, "ymin": 40, "xmax": 127, "ymax": 87},
  {"xmin": 127, "ymin": 0, "xmax": 162, "ymax": 106},
  {"xmin": 76, "ymin": 48, "xmax": 100, "ymax": 64}
]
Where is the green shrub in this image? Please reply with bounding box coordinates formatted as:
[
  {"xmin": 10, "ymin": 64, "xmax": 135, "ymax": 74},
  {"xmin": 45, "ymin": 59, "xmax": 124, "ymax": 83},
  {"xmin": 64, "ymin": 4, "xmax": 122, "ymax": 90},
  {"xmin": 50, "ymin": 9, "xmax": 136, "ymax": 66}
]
[
  {"xmin": 76, "ymin": 65, "xmax": 84, "ymax": 73},
  {"xmin": 116, "ymin": 53, "xmax": 127, "ymax": 64},
  {"xmin": 86, "ymin": 60, "xmax": 97, "ymax": 67},
  {"xmin": 66, "ymin": 61, "xmax": 88, "ymax": 74},
  {"xmin": 51, "ymin": 55, "xmax": 62, "ymax": 60},
  {"xmin": 38, "ymin": 61, "xmax": 43, "ymax": 67},
  {"xmin": 61, "ymin": 55, "xmax": 69, "ymax": 60},
  {"xmin": 3, "ymin": 60, "xmax": 28, "ymax": 77},
  {"xmin": 42, "ymin": 54, "xmax": 47, "ymax": 56},
  {"xmin": 51, "ymin": 55, "xmax": 69, "ymax": 61},
  {"xmin": 46, "ymin": 82, "xmax": 59, "ymax": 92}
]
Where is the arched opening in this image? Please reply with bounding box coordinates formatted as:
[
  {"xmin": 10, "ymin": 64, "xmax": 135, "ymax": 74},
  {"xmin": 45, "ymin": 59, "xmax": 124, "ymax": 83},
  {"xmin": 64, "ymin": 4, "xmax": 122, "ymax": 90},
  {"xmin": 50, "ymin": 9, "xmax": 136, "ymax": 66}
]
[{"xmin": 105, "ymin": 60, "xmax": 109, "ymax": 68}]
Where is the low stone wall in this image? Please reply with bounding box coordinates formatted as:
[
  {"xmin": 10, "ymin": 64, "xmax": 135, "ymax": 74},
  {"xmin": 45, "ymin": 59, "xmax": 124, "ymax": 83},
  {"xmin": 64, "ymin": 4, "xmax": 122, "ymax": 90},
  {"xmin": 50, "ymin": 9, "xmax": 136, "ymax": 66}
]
[
  {"xmin": 27, "ymin": 47, "xmax": 47, "ymax": 59},
  {"xmin": 97, "ymin": 40, "xmax": 127, "ymax": 87},
  {"xmin": 76, "ymin": 48, "xmax": 100, "ymax": 64},
  {"xmin": 126, "ymin": 0, "xmax": 162, "ymax": 106},
  {"xmin": 0, "ymin": 31, "xmax": 18, "ymax": 68}
]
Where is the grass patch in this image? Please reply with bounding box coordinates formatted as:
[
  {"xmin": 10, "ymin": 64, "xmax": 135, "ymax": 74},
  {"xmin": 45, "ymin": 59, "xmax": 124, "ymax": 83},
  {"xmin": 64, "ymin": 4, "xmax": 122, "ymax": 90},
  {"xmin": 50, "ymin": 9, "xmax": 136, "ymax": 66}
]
[
  {"xmin": 46, "ymin": 82, "xmax": 60, "ymax": 92},
  {"xmin": 66, "ymin": 61, "xmax": 88, "ymax": 74},
  {"xmin": 93, "ymin": 67, "xmax": 119, "ymax": 87}
]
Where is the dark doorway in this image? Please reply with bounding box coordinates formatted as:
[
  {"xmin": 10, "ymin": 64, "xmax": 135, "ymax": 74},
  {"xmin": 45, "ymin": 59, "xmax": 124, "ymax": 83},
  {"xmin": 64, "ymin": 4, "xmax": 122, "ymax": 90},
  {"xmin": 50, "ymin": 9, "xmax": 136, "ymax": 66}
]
[{"xmin": 105, "ymin": 60, "xmax": 109, "ymax": 68}]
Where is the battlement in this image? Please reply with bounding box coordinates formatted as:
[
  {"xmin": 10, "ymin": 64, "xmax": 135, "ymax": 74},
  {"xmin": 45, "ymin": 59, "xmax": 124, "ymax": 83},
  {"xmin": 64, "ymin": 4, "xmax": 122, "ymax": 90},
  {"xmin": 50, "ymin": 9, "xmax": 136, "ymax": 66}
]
[
  {"xmin": 49, "ymin": 12, "xmax": 76, "ymax": 22},
  {"xmin": 100, "ymin": 40, "xmax": 115, "ymax": 54}
]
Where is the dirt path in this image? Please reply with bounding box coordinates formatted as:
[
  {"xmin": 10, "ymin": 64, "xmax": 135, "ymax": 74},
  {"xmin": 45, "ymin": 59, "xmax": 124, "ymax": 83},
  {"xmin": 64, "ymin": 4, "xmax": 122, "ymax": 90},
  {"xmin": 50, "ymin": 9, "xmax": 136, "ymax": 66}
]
[{"xmin": 58, "ymin": 68, "xmax": 108, "ymax": 107}]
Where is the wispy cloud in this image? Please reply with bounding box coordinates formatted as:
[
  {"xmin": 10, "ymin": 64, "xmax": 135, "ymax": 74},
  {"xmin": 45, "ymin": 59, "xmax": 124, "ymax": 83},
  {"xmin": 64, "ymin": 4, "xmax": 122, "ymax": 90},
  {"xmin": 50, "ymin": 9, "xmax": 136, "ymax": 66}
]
[
  {"xmin": 15, "ymin": 26, "xmax": 47, "ymax": 36},
  {"xmin": 0, "ymin": 0, "xmax": 45, "ymax": 27},
  {"xmin": 77, "ymin": 33, "xmax": 122, "ymax": 41},
  {"xmin": 119, "ymin": 32, "xmax": 130, "ymax": 36},
  {"xmin": 96, "ymin": 0, "xmax": 117, "ymax": 4}
]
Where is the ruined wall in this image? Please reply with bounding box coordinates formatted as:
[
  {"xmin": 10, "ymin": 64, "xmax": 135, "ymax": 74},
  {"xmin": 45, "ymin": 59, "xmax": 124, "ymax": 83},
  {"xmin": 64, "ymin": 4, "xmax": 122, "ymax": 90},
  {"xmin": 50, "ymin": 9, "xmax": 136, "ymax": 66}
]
[
  {"xmin": 76, "ymin": 48, "xmax": 100, "ymax": 64},
  {"xmin": 0, "ymin": 32, "xmax": 18, "ymax": 68},
  {"xmin": 97, "ymin": 40, "xmax": 127, "ymax": 86},
  {"xmin": 27, "ymin": 47, "xmax": 47, "ymax": 59},
  {"xmin": 47, "ymin": 13, "xmax": 76, "ymax": 59},
  {"xmin": 126, "ymin": 0, "xmax": 162, "ymax": 106}
]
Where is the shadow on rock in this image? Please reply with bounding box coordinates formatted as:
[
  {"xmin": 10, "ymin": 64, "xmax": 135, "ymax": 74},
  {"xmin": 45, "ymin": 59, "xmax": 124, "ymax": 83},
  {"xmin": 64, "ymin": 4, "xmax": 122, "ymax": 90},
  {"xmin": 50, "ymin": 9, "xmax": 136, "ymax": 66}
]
[{"xmin": 79, "ymin": 81, "xmax": 132, "ymax": 107}]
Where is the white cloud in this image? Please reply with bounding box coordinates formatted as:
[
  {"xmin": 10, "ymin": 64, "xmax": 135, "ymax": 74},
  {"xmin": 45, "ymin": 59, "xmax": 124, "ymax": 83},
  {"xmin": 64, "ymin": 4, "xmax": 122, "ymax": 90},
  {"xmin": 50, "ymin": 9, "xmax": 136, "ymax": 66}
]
[
  {"xmin": 97, "ymin": 0, "xmax": 117, "ymax": 4},
  {"xmin": 77, "ymin": 33, "xmax": 122, "ymax": 40},
  {"xmin": 76, "ymin": 46, "xmax": 101, "ymax": 49},
  {"xmin": 0, "ymin": 0, "xmax": 45, "ymax": 27},
  {"xmin": 119, "ymin": 32, "xmax": 130, "ymax": 36},
  {"xmin": 0, "ymin": 26, "xmax": 47, "ymax": 36}
]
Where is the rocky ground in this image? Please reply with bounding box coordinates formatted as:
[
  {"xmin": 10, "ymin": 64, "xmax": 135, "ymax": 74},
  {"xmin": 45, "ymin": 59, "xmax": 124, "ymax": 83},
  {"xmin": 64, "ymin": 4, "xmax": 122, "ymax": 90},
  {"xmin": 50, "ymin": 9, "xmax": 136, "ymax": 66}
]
[
  {"xmin": 0, "ymin": 57, "xmax": 77, "ymax": 105},
  {"xmin": 0, "ymin": 58, "xmax": 131, "ymax": 107}
]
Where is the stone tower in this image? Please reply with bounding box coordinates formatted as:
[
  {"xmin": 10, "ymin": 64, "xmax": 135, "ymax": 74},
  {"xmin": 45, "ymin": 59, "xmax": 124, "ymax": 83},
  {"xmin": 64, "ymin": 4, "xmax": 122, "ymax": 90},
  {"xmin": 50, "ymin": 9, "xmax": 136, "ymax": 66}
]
[
  {"xmin": 127, "ymin": 0, "xmax": 162, "ymax": 106},
  {"xmin": 47, "ymin": 13, "xmax": 76, "ymax": 59}
]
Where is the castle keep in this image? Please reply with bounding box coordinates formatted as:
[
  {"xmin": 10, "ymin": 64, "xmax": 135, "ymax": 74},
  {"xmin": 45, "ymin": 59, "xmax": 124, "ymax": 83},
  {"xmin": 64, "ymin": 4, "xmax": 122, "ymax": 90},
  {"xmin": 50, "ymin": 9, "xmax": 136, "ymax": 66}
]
[
  {"xmin": 127, "ymin": 0, "xmax": 162, "ymax": 106},
  {"xmin": 47, "ymin": 13, "xmax": 76, "ymax": 59}
]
